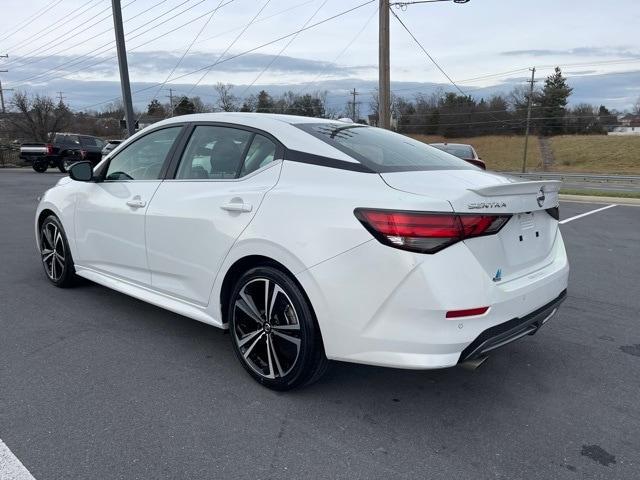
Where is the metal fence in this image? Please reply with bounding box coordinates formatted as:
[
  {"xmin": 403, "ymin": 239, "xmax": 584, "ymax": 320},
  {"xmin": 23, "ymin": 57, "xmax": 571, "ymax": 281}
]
[
  {"xmin": 0, "ymin": 147, "xmax": 20, "ymax": 167},
  {"xmin": 506, "ymin": 172, "xmax": 640, "ymax": 184}
]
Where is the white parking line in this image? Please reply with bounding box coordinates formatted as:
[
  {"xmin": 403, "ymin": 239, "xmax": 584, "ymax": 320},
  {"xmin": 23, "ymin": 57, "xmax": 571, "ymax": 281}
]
[
  {"xmin": 559, "ymin": 204, "xmax": 617, "ymax": 224},
  {"xmin": 0, "ymin": 439, "xmax": 36, "ymax": 480}
]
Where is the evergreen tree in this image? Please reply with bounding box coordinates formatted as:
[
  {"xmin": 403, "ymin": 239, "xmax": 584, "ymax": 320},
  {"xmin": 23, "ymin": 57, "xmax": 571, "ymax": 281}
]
[
  {"xmin": 540, "ymin": 67, "xmax": 573, "ymax": 135},
  {"xmin": 256, "ymin": 90, "xmax": 274, "ymax": 113},
  {"xmin": 173, "ymin": 96, "xmax": 196, "ymax": 116},
  {"xmin": 147, "ymin": 99, "xmax": 166, "ymax": 117}
]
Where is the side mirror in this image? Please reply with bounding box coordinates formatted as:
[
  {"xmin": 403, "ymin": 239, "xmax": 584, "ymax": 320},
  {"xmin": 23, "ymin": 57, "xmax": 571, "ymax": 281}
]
[{"xmin": 68, "ymin": 161, "xmax": 94, "ymax": 182}]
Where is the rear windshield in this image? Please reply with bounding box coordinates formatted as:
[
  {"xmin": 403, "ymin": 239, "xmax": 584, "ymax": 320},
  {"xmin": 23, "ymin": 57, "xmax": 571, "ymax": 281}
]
[
  {"xmin": 80, "ymin": 136, "xmax": 103, "ymax": 147},
  {"xmin": 431, "ymin": 144, "xmax": 473, "ymax": 159},
  {"xmin": 295, "ymin": 123, "xmax": 474, "ymax": 173}
]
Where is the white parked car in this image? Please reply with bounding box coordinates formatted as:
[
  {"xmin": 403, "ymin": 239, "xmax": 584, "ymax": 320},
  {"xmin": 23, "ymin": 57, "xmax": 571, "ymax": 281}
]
[{"xmin": 35, "ymin": 113, "xmax": 569, "ymax": 390}]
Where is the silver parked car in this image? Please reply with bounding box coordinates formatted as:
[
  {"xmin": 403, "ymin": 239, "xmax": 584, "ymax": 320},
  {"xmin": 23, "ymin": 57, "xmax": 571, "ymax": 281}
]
[{"xmin": 101, "ymin": 139, "xmax": 123, "ymax": 158}]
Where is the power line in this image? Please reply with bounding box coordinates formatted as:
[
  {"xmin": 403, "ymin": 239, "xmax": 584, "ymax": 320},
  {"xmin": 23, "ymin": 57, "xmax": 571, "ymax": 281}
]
[
  {"xmin": 4, "ymin": 0, "xmax": 170, "ymax": 70},
  {"xmin": 7, "ymin": 0, "xmax": 218, "ymax": 88},
  {"xmin": 80, "ymin": 0, "xmax": 377, "ymax": 111},
  {"xmin": 3, "ymin": 0, "xmax": 105, "ymax": 58},
  {"xmin": 0, "ymin": 0, "xmax": 64, "ymax": 43},
  {"xmin": 192, "ymin": 0, "xmax": 316, "ymax": 47},
  {"xmin": 294, "ymin": 4, "xmax": 377, "ymax": 98},
  {"xmin": 143, "ymin": 0, "xmax": 228, "ymax": 119},
  {"xmin": 6, "ymin": 0, "xmax": 181, "ymax": 76},
  {"xmin": 171, "ymin": 0, "xmax": 274, "ymax": 114},
  {"xmin": 390, "ymin": 8, "xmax": 466, "ymax": 97},
  {"xmin": 239, "ymin": 0, "xmax": 329, "ymax": 98}
]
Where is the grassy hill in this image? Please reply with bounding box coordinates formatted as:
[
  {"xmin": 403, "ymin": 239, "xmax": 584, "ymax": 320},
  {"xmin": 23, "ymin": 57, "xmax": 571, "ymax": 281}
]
[{"xmin": 409, "ymin": 134, "xmax": 640, "ymax": 174}]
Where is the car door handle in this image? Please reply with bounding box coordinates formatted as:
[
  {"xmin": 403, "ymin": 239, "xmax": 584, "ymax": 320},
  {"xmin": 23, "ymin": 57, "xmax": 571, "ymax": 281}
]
[
  {"xmin": 126, "ymin": 198, "xmax": 147, "ymax": 209},
  {"xmin": 220, "ymin": 202, "xmax": 252, "ymax": 213}
]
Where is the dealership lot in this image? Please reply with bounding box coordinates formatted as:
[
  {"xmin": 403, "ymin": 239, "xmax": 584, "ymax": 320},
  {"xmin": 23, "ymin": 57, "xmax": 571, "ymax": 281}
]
[{"xmin": 1, "ymin": 169, "xmax": 638, "ymax": 480}]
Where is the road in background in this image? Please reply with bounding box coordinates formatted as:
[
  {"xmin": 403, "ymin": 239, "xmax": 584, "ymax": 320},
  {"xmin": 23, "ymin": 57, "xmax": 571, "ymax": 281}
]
[{"xmin": 1, "ymin": 169, "xmax": 639, "ymax": 480}]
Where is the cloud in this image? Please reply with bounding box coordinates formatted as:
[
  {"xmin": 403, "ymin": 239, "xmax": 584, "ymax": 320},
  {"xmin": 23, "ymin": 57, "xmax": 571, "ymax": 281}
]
[
  {"xmin": 501, "ymin": 46, "xmax": 640, "ymax": 58},
  {"xmin": 6, "ymin": 51, "xmax": 374, "ymax": 89}
]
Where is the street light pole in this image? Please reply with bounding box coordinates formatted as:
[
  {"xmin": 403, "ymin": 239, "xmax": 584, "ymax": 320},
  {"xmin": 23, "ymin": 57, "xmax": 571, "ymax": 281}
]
[{"xmin": 111, "ymin": 0, "xmax": 135, "ymax": 137}]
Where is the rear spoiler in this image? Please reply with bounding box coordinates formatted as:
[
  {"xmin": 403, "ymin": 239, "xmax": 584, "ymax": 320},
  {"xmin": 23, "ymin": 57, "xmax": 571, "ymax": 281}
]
[{"xmin": 468, "ymin": 180, "xmax": 562, "ymax": 197}]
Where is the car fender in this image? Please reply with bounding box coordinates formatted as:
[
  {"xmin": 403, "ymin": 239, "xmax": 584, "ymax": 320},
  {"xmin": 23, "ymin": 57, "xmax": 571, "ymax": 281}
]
[{"xmin": 35, "ymin": 180, "xmax": 78, "ymax": 257}]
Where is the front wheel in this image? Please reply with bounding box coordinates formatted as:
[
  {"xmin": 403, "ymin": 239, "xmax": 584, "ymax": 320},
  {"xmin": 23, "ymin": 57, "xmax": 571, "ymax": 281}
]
[
  {"xmin": 58, "ymin": 158, "xmax": 74, "ymax": 173},
  {"xmin": 39, "ymin": 215, "xmax": 76, "ymax": 287},
  {"xmin": 228, "ymin": 266, "xmax": 328, "ymax": 390}
]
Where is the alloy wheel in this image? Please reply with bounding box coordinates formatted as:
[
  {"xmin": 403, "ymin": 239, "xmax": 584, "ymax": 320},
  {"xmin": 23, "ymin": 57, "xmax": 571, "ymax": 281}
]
[
  {"xmin": 40, "ymin": 222, "xmax": 66, "ymax": 282},
  {"xmin": 232, "ymin": 278, "xmax": 302, "ymax": 379}
]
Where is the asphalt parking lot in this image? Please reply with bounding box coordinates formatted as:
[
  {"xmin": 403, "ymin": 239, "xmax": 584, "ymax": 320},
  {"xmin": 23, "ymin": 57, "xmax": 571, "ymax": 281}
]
[{"xmin": 1, "ymin": 169, "xmax": 639, "ymax": 480}]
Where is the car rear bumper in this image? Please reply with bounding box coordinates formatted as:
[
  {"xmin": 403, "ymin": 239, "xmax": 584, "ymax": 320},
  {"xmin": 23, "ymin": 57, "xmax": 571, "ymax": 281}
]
[
  {"xmin": 297, "ymin": 229, "xmax": 569, "ymax": 370},
  {"xmin": 459, "ymin": 289, "xmax": 566, "ymax": 363}
]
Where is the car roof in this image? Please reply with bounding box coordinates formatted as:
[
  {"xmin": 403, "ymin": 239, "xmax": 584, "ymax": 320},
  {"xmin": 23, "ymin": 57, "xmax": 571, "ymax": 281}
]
[{"xmin": 137, "ymin": 113, "xmax": 360, "ymax": 163}]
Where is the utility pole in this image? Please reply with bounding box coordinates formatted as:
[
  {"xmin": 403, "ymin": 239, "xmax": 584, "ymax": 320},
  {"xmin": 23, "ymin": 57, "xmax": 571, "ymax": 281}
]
[
  {"xmin": 378, "ymin": 0, "xmax": 390, "ymax": 129},
  {"xmin": 166, "ymin": 88, "xmax": 174, "ymax": 117},
  {"xmin": 111, "ymin": 0, "xmax": 135, "ymax": 137},
  {"xmin": 56, "ymin": 91, "xmax": 66, "ymax": 105},
  {"xmin": 350, "ymin": 88, "xmax": 360, "ymax": 122},
  {"xmin": 0, "ymin": 78, "xmax": 12, "ymax": 114},
  {"xmin": 521, "ymin": 67, "xmax": 536, "ymax": 173},
  {"xmin": 0, "ymin": 55, "xmax": 8, "ymax": 114}
]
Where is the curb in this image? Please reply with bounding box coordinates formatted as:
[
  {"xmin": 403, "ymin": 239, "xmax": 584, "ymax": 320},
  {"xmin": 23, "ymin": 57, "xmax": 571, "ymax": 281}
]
[{"xmin": 560, "ymin": 194, "xmax": 640, "ymax": 205}]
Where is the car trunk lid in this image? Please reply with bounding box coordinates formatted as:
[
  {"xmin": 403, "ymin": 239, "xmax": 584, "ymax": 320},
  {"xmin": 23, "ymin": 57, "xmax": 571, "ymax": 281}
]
[{"xmin": 380, "ymin": 170, "xmax": 562, "ymax": 281}]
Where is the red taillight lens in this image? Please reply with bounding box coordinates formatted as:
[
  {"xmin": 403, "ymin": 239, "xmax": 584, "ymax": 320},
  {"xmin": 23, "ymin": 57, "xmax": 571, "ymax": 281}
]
[
  {"xmin": 45, "ymin": 143, "xmax": 54, "ymax": 155},
  {"xmin": 354, "ymin": 209, "xmax": 510, "ymax": 253},
  {"xmin": 446, "ymin": 306, "xmax": 489, "ymax": 318}
]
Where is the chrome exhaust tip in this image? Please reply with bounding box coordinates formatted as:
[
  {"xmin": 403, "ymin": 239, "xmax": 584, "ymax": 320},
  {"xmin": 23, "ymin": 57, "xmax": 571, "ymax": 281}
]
[{"xmin": 459, "ymin": 356, "xmax": 488, "ymax": 371}]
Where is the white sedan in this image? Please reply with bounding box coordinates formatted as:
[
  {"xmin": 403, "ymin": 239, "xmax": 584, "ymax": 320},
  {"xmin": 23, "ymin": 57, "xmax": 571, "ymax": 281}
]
[{"xmin": 35, "ymin": 113, "xmax": 569, "ymax": 390}]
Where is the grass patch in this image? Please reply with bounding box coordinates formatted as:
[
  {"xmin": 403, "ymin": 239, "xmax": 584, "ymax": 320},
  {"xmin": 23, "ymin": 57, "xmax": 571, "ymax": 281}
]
[
  {"xmin": 549, "ymin": 136, "xmax": 640, "ymax": 175},
  {"xmin": 409, "ymin": 134, "xmax": 640, "ymax": 174},
  {"xmin": 409, "ymin": 134, "xmax": 542, "ymax": 171}
]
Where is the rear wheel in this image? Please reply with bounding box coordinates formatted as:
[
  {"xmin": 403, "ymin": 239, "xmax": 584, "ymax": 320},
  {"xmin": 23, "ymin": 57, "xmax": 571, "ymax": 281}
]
[
  {"xmin": 32, "ymin": 161, "xmax": 47, "ymax": 173},
  {"xmin": 228, "ymin": 266, "xmax": 328, "ymax": 390},
  {"xmin": 39, "ymin": 215, "xmax": 76, "ymax": 287}
]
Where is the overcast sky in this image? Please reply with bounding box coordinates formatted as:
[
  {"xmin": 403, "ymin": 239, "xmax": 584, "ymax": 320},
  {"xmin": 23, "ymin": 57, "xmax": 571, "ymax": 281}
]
[{"xmin": 1, "ymin": 0, "xmax": 639, "ymax": 111}]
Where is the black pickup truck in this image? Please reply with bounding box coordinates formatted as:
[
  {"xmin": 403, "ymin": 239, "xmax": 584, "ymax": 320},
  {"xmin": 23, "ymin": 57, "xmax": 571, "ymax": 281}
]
[{"xmin": 20, "ymin": 133, "xmax": 106, "ymax": 173}]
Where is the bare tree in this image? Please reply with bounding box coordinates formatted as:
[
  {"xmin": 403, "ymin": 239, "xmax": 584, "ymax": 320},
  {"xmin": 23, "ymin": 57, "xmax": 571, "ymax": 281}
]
[
  {"xmin": 214, "ymin": 83, "xmax": 238, "ymax": 112},
  {"xmin": 633, "ymin": 96, "xmax": 640, "ymax": 115},
  {"xmin": 9, "ymin": 91, "xmax": 72, "ymax": 142}
]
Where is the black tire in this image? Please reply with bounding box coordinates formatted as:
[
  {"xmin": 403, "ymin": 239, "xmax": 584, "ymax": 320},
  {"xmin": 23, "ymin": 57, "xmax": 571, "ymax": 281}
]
[
  {"xmin": 38, "ymin": 215, "xmax": 77, "ymax": 288},
  {"xmin": 58, "ymin": 158, "xmax": 71, "ymax": 173},
  {"xmin": 228, "ymin": 266, "xmax": 329, "ymax": 390},
  {"xmin": 32, "ymin": 161, "xmax": 48, "ymax": 173}
]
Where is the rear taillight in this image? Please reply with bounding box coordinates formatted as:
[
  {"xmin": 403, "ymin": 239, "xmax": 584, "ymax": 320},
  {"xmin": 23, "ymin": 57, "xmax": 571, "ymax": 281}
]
[
  {"xmin": 354, "ymin": 209, "xmax": 511, "ymax": 253},
  {"xmin": 45, "ymin": 143, "xmax": 54, "ymax": 155}
]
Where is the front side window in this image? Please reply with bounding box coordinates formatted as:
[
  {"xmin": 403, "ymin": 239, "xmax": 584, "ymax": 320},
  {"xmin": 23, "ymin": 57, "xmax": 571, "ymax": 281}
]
[
  {"xmin": 105, "ymin": 127, "xmax": 182, "ymax": 181},
  {"xmin": 176, "ymin": 126, "xmax": 255, "ymax": 180},
  {"xmin": 295, "ymin": 123, "xmax": 475, "ymax": 173}
]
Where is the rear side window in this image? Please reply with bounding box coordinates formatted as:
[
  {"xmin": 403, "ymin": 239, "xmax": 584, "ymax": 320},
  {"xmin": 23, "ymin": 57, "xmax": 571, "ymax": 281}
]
[
  {"xmin": 176, "ymin": 126, "xmax": 276, "ymax": 180},
  {"xmin": 295, "ymin": 123, "xmax": 474, "ymax": 173},
  {"xmin": 240, "ymin": 134, "xmax": 276, "ymax": 177}
]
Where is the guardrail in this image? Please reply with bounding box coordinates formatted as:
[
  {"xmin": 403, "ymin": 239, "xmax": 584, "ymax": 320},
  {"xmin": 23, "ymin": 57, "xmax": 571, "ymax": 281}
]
[{"xmin": 504, "ymin": 172, "xmax": 640, "ymax": 184}]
